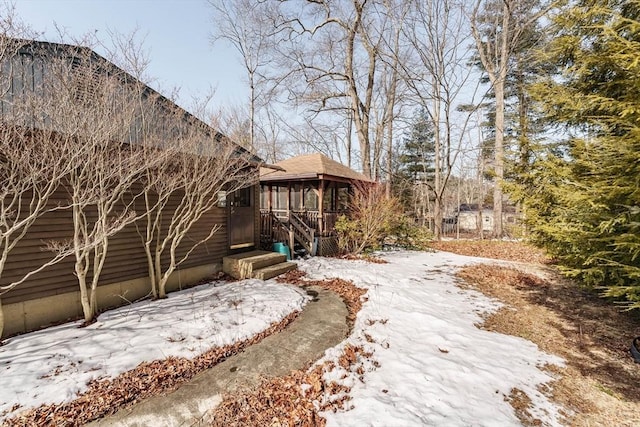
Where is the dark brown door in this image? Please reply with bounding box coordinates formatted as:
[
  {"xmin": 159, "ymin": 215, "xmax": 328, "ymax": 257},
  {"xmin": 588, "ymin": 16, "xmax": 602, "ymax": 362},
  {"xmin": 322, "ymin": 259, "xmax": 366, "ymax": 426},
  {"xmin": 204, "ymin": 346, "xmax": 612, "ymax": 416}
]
[{"xmin": 229, "ymin": 186, "xmax": 255, "ymax": 248}]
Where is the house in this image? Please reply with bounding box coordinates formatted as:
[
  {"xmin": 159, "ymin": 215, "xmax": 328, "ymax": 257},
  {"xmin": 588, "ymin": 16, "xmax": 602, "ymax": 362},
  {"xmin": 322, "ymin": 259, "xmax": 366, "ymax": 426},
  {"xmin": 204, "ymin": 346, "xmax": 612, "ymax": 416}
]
[
  {"xmin": 259, "ymin": 153, "xmax": 374, "ymax": 256},
  {"xmin": 0, "ymin": 39, "xmax": 264, "ymax": 337},
  {"xmin": 457, "ymin": 204, "xmax": 520, "ymax": 233}
]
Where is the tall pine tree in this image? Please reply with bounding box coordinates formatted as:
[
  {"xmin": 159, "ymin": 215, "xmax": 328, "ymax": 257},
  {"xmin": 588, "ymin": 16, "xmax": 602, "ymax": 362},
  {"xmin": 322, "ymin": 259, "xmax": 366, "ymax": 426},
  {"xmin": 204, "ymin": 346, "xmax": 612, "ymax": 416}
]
[
  {"xmin": 521, "ymin": 0, "xmax": 640, "ymax": 307},
  {"xmin": 396, "ymin": 109, "xmax": 436, "ymax": 222},
  {"xmin": 399, "ymin": 109, "xmax": 435, "ymax": 182}
]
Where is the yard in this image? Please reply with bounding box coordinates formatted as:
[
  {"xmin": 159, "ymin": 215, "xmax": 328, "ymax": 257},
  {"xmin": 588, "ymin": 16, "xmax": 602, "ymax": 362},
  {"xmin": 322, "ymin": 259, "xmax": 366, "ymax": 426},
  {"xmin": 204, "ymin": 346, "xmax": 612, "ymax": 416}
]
[{"xmin": 1, "ymin": 242, "xmax": 639, "ymax": 426}]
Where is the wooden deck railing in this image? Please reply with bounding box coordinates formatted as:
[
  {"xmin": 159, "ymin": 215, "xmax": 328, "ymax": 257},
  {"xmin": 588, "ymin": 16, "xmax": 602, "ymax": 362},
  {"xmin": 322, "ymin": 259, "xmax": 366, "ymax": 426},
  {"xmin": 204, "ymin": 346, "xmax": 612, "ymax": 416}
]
[
  {"xmin": 260, "ymin": 210, "xmax": 289, "ymax": 249},
  {"xmin": 289, "ymin": 211, "xmax": 314, "ymax": 254},
  {"xmin": 260, "ymin": 209, "xmax": 346, "ymax": 254}
]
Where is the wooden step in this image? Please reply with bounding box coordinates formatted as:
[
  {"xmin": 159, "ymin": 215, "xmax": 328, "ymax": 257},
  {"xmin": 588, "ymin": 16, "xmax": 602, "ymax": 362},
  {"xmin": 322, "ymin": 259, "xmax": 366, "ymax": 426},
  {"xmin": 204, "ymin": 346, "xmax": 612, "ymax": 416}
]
[
  {"xmin": 252, "ymin": 262, "xmax": 298, "ymax": 280},
  {"xmin": 223, "ymin": 250, "xmax": 287, "ymax": 279}
]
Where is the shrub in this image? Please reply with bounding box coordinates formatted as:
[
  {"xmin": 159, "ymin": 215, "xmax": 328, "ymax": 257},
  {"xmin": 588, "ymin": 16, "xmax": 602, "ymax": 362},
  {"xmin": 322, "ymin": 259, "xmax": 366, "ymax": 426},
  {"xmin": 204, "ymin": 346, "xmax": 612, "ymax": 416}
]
[
  {"xmin": 334, "ymin": 184, "xmax": 431, "ymax": 254},
  {"xmin": 386, "ymin": 215, "xmax": 433, "ymax": 251}
]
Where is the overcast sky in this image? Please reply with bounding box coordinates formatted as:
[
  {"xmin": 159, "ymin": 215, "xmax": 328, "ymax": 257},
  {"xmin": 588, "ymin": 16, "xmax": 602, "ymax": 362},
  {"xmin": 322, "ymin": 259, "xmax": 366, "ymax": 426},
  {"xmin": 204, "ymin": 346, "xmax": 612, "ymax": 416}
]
[{"xmin": 13, "ymin": 0, "xmax": 247, "ymax": 113}]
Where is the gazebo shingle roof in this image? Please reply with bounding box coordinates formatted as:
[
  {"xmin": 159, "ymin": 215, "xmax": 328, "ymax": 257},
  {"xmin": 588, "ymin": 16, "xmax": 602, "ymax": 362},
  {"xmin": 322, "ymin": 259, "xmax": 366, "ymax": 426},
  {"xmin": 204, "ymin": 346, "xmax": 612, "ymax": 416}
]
[{"xmin": 260, "ymin": 153, "xmax": 372, "ymax": 182}]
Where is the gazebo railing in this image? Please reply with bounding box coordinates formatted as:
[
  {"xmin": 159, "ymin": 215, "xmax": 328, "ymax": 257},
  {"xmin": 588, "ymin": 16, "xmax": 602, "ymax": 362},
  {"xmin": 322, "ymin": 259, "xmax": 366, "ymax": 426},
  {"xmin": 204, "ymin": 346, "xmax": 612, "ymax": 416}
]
[
  {"xmin": 292, "ymin": 210, "xmax": 319, "ymax": 233},
  {"xmin": 289, "ymin": 211, "xmax": 314, "ymax": 254},
  {"xmin": 260, "ymin": 210, "xmax": 289, "ymax": 249},
  {"xmin": 322, "ymin": 212, "xmax": 340, "ymax": 234},
  {"xmin": 261, "ymin": 208, "xmax": 345, "ymax": 240}
]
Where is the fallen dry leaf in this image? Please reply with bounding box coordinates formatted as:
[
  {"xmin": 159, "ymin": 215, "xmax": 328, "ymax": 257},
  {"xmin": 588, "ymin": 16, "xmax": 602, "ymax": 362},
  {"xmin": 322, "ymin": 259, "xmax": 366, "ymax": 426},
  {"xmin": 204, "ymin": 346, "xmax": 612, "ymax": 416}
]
[
  {"xmin": 211, "ymin": 275, "xmax": 373, "ymax": 426},
  {"xmin": 430, "ymin": 240, "xmax": 549, "ymax": 264},
  {"xmin": 5, "ymin": 312, "xmax": 301, "ymax": 427}
]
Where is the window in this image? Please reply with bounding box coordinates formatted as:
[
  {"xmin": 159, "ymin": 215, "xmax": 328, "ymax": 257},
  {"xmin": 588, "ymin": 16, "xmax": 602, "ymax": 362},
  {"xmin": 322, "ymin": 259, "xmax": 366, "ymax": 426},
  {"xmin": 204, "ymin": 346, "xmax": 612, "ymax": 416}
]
[
  {"xmin": 217, "ymin": 191, "xmax": 227, "ymax": 207},
  {"xmin": 323, "ymin": 186, "xmax": 335, "ymax": 211},
  {"xmin": 259, "ymin": 185, "xmax": 268, "ymax": 209},
  {"xmin": 303, "ymin": 185, "xmax": 318, "ymax": 210},
  {"xmin": 290, "ymin": 183, "xmax": 302, "ymax": 210},
  {"xmin": 337, "ymin": 187, "xmax": 349, "ymax": 211},
  {"xmin": 275, "ymin": 186, "xmax": 287, "ymax": 210},
  {"xmin": 230, "ymin": 187, "xmax": 251, "ymax": 207}
]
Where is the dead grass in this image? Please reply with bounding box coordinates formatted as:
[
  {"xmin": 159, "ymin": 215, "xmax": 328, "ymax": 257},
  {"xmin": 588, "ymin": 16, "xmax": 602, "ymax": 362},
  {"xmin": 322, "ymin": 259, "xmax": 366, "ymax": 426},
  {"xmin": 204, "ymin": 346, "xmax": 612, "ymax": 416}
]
[
  {"xmin": 430, "ymin": 240, "xmax": 550, "ymax": 264},
  {"xmin": 506, "ymin": 388, "xmax": 543, "ymax": 426},
  {"xmin": 337, "ymin": 253, "xmax": 389, "ymax": 264},
  {"xmin": 458, "ymin": 264, "xmax": 640, "ymax": 426}
]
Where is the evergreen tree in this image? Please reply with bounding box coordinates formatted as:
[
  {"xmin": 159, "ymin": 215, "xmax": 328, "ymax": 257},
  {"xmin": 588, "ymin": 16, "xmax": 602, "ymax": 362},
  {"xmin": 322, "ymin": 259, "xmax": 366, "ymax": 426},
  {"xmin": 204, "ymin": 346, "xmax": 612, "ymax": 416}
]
[
  {"xmin": 471, "ymin": 0, "xmax": 550, "ymax": 236},
  {"xmin": 473, "ymin": 5, "xmax": 552, "ymax": 181},
  {"xmin": 395, "ymin": 109, "xmax": 436, "ymax": 219},
  {"xmin": 399, "ymin": 109, "xmax": 436, "ymax": 183},
  {"xmin": 520, "ymin": 0, "xmax": 640, "ymax": 307}
]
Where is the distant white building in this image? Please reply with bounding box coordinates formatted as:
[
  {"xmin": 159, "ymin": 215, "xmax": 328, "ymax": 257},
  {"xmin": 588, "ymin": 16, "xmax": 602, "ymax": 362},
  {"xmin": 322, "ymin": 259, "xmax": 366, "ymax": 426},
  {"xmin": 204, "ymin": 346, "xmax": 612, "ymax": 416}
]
[{"xmin": 457, "ymin": 204, "xmax": 519, "ymax": 232}]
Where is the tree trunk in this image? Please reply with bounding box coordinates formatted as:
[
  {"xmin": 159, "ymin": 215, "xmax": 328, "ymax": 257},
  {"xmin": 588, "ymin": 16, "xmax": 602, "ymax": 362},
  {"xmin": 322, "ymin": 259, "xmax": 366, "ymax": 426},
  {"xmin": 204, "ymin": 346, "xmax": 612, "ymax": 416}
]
[
  {"xmin": 385, "ymin": 116, "xmax": 393, "ymax": 199},
  {"xmin": 154, "ymin": 248, "xmax": 164, "ymax": 298},
  {"xmin": 352, "ymin": 103, "xmax": 372, "ymax": 179},
  {"xmin": 146, "ymin": 245, "xmax": 157, "ymax": 299},
  {"xmin": 434, "ymin": 196, "xmax": 443, "ymax": 240},
  {"xmin": 493, "ymin": 78, "xmax": 505, "ymax": 238},
  {"xmin": 433, "ymin": 89, "xmax": 442, "ymax": 240},
  {"xmin": 249, "ymin": 71, "xmax": 255, "ymax": 151},
  {"xmin": 346, "ymin": 111, "xmax": 353, "ymax": 168},
  {"xmin": 0, "ymin": 298, "xmax": 4, "ymax": 341},
  {"xmin": 77, "ymin": 268, "xmax": 93, "ymax": 324},
  {"xmin": 373, "ymin": 118, "xmax": 384, "ymax": 181},
  {"xmin": 344, "ymin": 5, "xmax": 374, "ymax": 179}
]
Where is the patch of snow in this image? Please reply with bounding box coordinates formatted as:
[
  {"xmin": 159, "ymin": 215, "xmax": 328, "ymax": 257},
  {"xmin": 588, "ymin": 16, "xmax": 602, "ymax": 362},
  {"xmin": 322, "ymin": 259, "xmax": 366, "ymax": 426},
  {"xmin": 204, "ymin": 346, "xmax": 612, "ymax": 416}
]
[
  {"xmin": 1, "ymin": 250, "xmax": 568, "ymax": 426},
  {"xmin": 299, "ymin": 250, "xmax": 565, "ymax": 427},
  {"xmin": 0, "ymin": 279, "xmax": 308, "ymax": 420}
]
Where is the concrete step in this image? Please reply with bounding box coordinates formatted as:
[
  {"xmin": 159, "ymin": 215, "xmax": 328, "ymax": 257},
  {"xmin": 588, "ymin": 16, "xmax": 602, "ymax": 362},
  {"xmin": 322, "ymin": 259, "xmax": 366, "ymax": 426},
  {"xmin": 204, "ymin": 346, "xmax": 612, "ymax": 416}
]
[
  {"xmin": 223, "ymin": 250, "xmax": 287, "ymax": 279},
  {"xmin": 252, "ymin": 261, "xmax": 298, "ymax": 281}
]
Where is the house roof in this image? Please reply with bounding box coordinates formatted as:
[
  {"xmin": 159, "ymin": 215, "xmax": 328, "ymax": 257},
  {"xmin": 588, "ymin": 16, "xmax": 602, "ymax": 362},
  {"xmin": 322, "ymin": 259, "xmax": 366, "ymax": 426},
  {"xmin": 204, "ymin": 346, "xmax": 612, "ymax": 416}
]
[
  {"xmin": 7, "ymin": 38, "xmax": 261, "ymax": 164},
  {"xmin": 260, "ymin": 153, "xmax": 373, "ymax": 183}
]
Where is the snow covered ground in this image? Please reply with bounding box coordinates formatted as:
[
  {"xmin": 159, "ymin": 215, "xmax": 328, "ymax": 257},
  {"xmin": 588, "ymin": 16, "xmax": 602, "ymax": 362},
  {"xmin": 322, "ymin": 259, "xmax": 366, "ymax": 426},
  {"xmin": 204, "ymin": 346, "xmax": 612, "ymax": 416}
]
[
  {"xmin": 0, "ymin": 279, "xmax": 308, "ymax": 420},
  {"xmin": 300, "ymin": 251, "xmax": 565, "ymax": 427},
  {"xmin": 0, "ymin": 250, "xmax": 566, "ymax": 426}
]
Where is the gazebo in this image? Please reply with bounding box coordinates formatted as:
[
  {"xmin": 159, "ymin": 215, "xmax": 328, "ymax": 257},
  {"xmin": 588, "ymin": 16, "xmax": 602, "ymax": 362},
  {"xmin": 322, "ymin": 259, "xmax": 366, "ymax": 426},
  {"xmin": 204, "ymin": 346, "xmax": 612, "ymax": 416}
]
[{"xmin": 259, "ymin": 153, "xmax": 373, "ymax": 256}]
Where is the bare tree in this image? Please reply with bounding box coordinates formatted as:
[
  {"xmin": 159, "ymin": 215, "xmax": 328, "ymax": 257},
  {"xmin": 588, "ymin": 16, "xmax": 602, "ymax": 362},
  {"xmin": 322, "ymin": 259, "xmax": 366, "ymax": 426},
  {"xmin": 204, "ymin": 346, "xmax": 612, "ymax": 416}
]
[
  {"xmin": 377, "ymin": 0, "xmax": 411, "ymax": 196},
  {"xmin": 401, "ymin": 0, "xmax": 481, "ymax": 240},
  {"xmin": 256, "ymin": 107, "xmax": 287, "ymax": 163},
  {"xmin": 335, "ymin": 182, "xmax": 400, "ymax": 254},
  {"xmin": 211, "ymin": 104, "xmax": 252, "ymax": 149},
  {"xmin": 268, "ymin": 0, "xmax": 392, "ymax": 178},
  {"xmin": 37, "ymin": 45, "xmax": 150, "ymax": 324},
  {"xmin": 209, "ymin": 0, "xmax": 276, "ymax": 153},
  {"xmin": 0, "ymin": 112, "xmax": 77, "ymax": 338},
  {"xmin": 470, "ymin": 0, "xmax": 550, "ymax": 237},
  {"xmin": 0, "ymin": 11, "xmax": 77, "ymax": 338},
  {"xmin": 136, "ymin": 112, "xmax": 256, "ymax": 299}
]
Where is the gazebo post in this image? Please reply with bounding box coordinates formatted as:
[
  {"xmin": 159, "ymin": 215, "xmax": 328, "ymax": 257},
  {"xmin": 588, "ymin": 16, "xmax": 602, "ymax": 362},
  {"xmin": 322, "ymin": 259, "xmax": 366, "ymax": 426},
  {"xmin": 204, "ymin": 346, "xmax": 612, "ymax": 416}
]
[
  {"xmin": 286, "ymin": 182, "xmax": 291, "ymax": 218},
  {"xmin": 318, "ymin": 180, "xmax": 325, "ymax": 235},
  {"xmin": 299, "ymin": 184, "xmax": 303, "ymax": 211}
]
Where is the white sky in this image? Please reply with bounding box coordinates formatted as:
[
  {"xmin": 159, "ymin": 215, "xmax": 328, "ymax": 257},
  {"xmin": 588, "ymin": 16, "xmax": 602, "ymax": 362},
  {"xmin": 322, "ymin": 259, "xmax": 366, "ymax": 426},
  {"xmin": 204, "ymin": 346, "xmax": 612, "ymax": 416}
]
[{"xmin": 13, "ymin": 0, "xmax": 248, "ymax": 113}]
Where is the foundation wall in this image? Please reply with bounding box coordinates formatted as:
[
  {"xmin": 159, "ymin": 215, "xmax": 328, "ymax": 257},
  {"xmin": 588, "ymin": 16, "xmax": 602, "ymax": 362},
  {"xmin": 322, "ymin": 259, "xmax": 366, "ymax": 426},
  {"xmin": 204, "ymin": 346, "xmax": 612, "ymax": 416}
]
[{"xmin": 2, "ymin": 262, "xmax": 221, "ymax": 338}]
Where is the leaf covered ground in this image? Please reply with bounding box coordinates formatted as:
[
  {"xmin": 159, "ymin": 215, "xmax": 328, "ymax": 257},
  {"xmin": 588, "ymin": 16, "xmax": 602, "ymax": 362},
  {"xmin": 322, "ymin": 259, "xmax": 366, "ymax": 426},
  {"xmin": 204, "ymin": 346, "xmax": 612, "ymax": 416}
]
[
  {"xmin": 4, "ymin": 312, "xmax": 301, "ymax": 427},
  {"xmin": 208, "ymin": 252, "xmax": 565, "ymax": 426},
  {"xmin": 429, "ymin": 239, "xmax": 550, "ymax": 264}
]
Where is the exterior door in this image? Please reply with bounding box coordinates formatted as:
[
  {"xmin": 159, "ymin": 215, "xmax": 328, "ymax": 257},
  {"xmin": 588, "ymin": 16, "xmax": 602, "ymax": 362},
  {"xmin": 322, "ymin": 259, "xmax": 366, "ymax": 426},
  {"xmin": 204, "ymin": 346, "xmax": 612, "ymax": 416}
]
[{"xmin": 229, "ymin": 186, "xmax": 255, "ymax": 249}]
